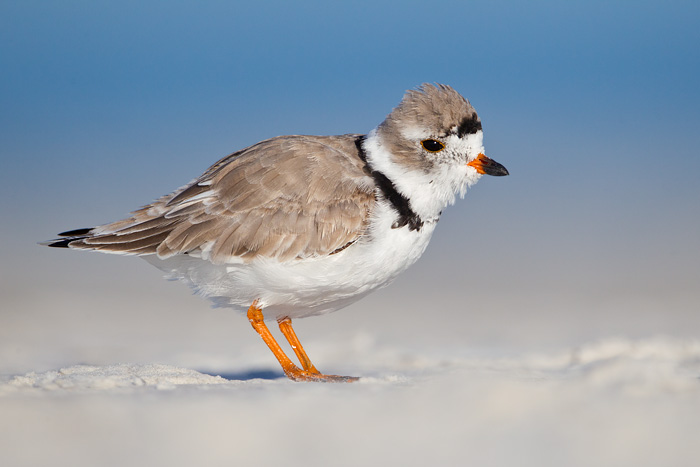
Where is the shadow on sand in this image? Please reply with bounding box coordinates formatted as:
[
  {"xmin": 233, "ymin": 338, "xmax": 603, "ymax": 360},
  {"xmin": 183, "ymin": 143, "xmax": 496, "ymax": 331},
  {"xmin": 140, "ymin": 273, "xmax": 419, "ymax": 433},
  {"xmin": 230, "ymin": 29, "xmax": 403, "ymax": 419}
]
[{"xmin": 200, "ymin": 368, "xmax": 285, "ymax": 381}]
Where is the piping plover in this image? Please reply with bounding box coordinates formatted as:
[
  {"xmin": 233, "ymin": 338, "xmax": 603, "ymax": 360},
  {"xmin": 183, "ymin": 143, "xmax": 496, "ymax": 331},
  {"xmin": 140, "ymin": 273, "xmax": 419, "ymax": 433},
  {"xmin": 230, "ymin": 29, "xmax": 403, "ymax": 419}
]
[{"xmin": 45, "ymin": 84, "xmax": 508, "ymax": 382}]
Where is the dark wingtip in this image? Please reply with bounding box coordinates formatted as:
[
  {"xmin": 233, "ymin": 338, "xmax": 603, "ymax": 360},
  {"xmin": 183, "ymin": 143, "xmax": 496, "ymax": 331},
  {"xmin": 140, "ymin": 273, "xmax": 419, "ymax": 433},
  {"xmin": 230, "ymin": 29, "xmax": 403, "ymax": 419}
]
[
  {"xmin": 42, "ymin": 238, "xmax": 75, "ymax": 248},
  {"xmin": 58, "ymin": 228, "xmax": 93, "ymax": 237},
  {"xmin": 41, "ymin": 227, "xmax": 93, "ymax": 248}
]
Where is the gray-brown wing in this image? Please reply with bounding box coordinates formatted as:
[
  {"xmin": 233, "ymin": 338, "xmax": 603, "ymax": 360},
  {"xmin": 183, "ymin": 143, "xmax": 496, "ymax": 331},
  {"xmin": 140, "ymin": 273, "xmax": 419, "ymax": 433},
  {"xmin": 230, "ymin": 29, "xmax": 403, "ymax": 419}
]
[{"xmin": 61, "ymin": 134, "xmax": 376, "ymax": 263}]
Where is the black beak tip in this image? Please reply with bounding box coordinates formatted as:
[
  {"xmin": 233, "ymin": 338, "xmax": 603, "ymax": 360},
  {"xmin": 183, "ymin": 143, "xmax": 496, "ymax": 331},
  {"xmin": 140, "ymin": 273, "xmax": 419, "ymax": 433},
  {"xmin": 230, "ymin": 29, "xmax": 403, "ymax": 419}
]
[{"xmin": 487, "ymin": 161, "xmax": 509, "ymax": 177}]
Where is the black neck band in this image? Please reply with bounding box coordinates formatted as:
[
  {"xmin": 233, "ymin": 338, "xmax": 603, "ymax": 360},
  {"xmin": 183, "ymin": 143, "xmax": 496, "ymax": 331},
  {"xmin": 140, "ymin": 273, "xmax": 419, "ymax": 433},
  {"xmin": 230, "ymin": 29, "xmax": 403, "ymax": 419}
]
[{"xmin": 355, "ymin": 135, "xmax": 423, "ymax": 231}]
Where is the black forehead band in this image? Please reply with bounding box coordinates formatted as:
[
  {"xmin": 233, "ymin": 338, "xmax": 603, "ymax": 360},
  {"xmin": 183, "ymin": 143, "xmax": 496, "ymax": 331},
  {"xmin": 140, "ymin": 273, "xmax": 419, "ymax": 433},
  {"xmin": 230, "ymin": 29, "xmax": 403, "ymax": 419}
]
[{"xmin": 456, "ymin": 115, "xmax": 482, "ymax": 137}]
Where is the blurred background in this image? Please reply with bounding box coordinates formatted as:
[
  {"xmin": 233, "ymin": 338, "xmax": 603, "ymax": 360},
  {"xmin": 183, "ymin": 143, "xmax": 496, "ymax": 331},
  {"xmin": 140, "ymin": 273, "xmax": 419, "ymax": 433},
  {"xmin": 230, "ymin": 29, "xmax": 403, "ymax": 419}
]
[{"xmin": 1, "ymin": 0, "xmax": 699, "ymax": 375}]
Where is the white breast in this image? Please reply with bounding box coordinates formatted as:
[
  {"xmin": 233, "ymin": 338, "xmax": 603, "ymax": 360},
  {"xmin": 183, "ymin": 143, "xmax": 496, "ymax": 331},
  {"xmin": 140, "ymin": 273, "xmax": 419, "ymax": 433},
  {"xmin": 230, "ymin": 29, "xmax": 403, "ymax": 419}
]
[{"xmin": 145, "ymin": 199, "xmax": 438, "ymax": 320}]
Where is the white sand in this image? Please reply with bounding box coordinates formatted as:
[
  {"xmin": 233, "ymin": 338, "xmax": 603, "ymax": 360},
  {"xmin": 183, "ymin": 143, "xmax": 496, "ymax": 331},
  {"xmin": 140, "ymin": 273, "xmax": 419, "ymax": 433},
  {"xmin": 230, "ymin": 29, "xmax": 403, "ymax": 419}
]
[{"xmin": 2, "ymin": 337, "xmax": 699, "ymax": 467}]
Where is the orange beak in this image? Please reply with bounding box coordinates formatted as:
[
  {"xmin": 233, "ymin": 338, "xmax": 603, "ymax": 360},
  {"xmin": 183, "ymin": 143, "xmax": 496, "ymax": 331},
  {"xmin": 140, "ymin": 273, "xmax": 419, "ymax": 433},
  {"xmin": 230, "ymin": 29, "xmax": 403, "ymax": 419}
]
[{"xmin": 467, "ymin": 153, "xmax": 509, "ymax": 176}]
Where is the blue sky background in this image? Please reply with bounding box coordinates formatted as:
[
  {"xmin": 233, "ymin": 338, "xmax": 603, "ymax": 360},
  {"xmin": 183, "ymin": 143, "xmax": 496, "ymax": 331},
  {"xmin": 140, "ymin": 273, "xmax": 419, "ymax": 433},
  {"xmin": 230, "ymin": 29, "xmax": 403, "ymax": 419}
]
[{"xmin": 1, "ymin": 0, "xmax": 699, "ymax": 372}]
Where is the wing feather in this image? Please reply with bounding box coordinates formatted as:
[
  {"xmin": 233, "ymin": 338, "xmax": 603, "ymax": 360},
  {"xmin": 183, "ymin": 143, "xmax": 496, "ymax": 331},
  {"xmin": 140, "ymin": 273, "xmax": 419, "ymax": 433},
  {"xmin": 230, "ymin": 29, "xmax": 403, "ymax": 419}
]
[{"xmin": 62, "ymin": 134, "xmax": 375, "ymax": 263}]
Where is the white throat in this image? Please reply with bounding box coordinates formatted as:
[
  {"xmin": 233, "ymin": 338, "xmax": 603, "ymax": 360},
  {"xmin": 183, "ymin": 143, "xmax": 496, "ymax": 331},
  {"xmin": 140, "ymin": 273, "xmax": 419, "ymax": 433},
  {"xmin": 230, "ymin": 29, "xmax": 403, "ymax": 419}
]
[{"xmin": 363, "ymin": 129, "xmax": 481, "ymax": 222}]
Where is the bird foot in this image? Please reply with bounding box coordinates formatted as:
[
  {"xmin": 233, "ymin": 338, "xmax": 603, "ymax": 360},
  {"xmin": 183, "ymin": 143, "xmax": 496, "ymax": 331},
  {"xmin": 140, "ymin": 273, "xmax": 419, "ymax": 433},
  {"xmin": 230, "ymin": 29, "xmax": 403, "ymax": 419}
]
[{"xmin": 284, "ymin": 368, "xmax": 359, "ymax": 383}]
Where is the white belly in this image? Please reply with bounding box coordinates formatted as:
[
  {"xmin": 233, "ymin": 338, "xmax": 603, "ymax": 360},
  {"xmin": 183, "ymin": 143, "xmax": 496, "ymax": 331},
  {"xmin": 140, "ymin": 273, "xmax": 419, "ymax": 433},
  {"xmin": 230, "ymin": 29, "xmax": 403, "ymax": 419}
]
[{"xmin": 145, "ymin": 201, "xmax": 438, "ymax": 320}]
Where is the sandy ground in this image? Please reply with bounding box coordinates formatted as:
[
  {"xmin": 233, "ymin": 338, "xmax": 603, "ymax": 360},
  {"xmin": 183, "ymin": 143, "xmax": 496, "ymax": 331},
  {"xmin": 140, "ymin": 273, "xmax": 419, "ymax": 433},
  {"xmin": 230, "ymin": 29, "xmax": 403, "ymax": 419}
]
[{"xmin": 2, "ymin": 334, "xmax": 700, "ymax": 467}]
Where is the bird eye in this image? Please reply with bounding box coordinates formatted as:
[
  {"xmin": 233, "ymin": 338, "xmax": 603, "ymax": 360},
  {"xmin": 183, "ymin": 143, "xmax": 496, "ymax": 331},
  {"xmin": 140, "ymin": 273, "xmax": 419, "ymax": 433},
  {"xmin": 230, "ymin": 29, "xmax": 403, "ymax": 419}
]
[{"xmin": 421, "ymin": 139, "xmax": 445, "ymax": 153}]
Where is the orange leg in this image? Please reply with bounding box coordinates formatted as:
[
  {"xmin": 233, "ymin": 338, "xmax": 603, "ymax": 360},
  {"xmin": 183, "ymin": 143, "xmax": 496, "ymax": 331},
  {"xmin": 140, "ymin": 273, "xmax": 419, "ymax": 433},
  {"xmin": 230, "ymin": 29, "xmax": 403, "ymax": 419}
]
[
  {"xmin": 247, "ymin": 301, "xmax": 358, "ymax": 383},
  {"xmin": 278, "ymin": 317, "xmax": 320, "ymax": 374}
]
